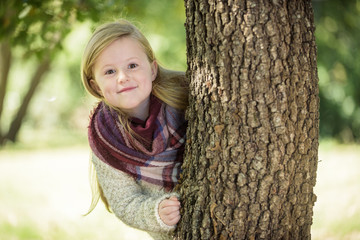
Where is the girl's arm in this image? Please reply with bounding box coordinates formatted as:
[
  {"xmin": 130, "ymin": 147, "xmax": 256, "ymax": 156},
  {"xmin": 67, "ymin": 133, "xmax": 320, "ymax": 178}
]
[{"xmin": 91, "ymin": 153, "xmax": 178, "ymax": 233}]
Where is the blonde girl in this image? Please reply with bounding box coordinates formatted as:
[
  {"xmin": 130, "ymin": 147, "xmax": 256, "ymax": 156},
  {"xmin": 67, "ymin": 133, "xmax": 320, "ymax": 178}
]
[{"xmin": 81, "ymin": 19, "xmax": 188, "ymax": 240}]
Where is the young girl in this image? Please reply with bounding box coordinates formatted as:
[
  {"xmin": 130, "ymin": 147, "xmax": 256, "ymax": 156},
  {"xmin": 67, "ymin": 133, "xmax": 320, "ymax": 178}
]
[{"xmin": 81, "ymin": 19, "xmax": 188, "ymax": 240}]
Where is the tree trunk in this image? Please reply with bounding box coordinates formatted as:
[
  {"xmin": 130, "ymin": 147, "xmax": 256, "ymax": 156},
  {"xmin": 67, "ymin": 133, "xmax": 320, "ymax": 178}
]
[
  {"xmin": 0, "ymin": 40, "xmax": 12, "ymax": 141},
  {"xmin": 175, "ymin": 0, "xmax": 319, "ymax": 239},
  {"xmin": 5, "ymin": 56, "xmax": 51, "ymax": 143}
]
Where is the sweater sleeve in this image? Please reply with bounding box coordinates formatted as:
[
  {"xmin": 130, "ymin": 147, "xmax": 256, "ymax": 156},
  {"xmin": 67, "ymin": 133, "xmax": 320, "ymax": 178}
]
[{"xmin": 91, "ymin": 153, "xmax": 177, "ymax": 233}]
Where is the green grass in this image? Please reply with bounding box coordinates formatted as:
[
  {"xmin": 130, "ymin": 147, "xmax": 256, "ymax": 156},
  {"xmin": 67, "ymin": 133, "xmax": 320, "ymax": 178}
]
[
  {"xmin": 331, "ymin": 214, "xmax": 360, "ymax": 238},
  {"xmin": 0, "ymin": 221, "xmax": 42, "ymax": 240},
  {"xmin": 0, "ymin": 146, "xmax": 152, "ymax": 240},
  {"xmin": 2, "ymin": 126, "xmax": 89, "ymax": 151},
  {"xmin": 0, "ymin": 140, "xmax": 359, "ymax": 239},
  {"xmin": 312, "ymin": 142, "xmax": 360, "ymax": 240}
]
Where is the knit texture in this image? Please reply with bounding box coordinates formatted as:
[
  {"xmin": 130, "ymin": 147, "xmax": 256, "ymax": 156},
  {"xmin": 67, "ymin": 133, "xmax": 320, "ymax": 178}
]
[
  {"xmin": 88, "ymin": 97, "xmax": 187, "ymax": 191},
  {"xmin": 92, "ymin": 153, "xmax": 177, "ymax": 240}
]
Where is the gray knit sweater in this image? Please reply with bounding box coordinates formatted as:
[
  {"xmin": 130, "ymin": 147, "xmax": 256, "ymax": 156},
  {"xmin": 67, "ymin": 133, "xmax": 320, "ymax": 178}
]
[{"xmin": 92, "ymin": 153, "xmax": 178, "ymax": 240}]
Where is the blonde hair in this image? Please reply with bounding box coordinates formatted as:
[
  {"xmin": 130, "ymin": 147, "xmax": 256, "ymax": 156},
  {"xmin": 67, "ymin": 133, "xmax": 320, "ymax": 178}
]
[{"xmin": 81, "ymin": 19, "xmax": 188, "ymax": 215}]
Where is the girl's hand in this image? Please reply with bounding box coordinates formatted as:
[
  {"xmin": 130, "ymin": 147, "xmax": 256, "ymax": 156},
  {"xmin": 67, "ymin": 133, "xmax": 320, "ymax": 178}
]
[{"xmin": 158, "ymin": 196, "xmax": 181, "ymax": 226}]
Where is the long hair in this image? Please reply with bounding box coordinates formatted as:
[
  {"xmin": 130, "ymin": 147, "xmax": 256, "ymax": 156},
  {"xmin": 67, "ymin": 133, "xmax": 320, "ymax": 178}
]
[{"xmin": 81, "ymin": 19, "xmax": 188, "ymax": 214}]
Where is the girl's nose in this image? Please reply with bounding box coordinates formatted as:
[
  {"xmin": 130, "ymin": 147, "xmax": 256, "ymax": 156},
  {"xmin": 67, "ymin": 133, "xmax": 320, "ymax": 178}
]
[{"xmin": 117, "ymin": 70, "xmax": 128, "ymax": 83}]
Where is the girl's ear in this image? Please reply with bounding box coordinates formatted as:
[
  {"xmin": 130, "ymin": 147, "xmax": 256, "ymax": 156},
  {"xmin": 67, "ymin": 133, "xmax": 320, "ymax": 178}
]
[
  {"xmin": 90, "ymin": 79, "xmax": 102, "ymax": 96},
  {"xmin": 151, "ymin": 60, "xmax": 158, "ymax": 81}
]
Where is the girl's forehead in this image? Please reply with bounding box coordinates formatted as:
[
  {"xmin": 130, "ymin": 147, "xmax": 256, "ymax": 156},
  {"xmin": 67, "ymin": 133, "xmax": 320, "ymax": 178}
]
[{"xmin": 101, "ymin": 37, "xmax": 147, "ymax": 58}]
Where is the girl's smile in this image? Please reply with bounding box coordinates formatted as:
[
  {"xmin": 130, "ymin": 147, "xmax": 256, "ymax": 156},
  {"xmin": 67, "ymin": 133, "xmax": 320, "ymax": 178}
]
[{"xmin": 118, "ymin": 86, "xmax": 137, "ymax": 94}]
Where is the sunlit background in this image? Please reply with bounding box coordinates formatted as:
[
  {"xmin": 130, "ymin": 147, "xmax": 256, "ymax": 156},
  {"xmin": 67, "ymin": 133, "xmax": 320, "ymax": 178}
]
[{"xmin": 0, "ymin": 0, "xmax": 359, "ymax": 239}]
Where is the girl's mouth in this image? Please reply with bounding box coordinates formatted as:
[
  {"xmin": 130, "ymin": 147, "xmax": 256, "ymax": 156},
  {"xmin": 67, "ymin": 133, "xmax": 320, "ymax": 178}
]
[{"xmin": 118, "ymin": 87, "xmax": 137, "ymax": 93}]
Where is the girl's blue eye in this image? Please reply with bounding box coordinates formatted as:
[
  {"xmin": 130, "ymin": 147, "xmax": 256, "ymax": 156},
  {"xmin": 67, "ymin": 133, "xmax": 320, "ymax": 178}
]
[
  {"xmin": 105, "ymin": 69, "xmax": 115, "ymax": 75},
  {"xmin": 128, "ymin": 63, "xmax": 138, "ymax": 69}
]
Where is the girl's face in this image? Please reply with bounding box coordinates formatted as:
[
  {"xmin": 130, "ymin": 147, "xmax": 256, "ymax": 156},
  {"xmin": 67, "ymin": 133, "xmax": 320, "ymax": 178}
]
[{"xmin": 91, "ymin": 37, "xmax": 157, "ymax": 120}]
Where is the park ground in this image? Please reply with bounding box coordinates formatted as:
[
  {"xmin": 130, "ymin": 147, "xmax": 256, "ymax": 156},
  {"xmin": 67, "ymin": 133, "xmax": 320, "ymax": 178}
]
[{"xmin": 0, "ymin": 139, "xmax": 359, "ymax": 240}]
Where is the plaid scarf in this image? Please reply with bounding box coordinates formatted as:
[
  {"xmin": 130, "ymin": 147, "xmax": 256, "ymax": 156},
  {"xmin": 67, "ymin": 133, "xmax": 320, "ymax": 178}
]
[{"xmin": 88, "ymin": 97, "xmax": 187, "ymax": 191}]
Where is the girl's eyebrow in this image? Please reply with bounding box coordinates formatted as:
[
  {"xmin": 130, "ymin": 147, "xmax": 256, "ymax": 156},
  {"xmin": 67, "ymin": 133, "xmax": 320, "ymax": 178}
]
[
  {"xmin": 125, "ymin": 56, "xmax": 140, "ymax": 62},
  {"xmin": 99, "ymin": 64, "xmax": 113, "ymax": 70},
  {"xmin": 99, "ymin": 57, "xmax": 139, "ymax": 68},
  {"xmin": 97, "ymin": 56, "xmax": 142, "ymax": 72}
]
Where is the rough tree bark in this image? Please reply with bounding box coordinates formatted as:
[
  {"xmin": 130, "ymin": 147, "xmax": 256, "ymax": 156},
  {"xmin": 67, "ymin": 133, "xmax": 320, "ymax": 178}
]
[{"xmin": 175, "ymin": 0, "xmax": 319, "ymax": 239}]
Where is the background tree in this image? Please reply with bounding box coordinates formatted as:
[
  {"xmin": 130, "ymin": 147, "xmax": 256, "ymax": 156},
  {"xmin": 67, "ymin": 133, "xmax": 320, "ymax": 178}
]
[{"xmin": 175, "ymin": 0, "xmax": 319, "ymax": 239}]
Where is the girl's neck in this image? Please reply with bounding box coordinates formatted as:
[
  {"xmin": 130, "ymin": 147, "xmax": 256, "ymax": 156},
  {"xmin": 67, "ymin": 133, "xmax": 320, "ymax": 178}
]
[{"xmin": 124, "ymin": 96, "xmax": 150, "ymax": 121}]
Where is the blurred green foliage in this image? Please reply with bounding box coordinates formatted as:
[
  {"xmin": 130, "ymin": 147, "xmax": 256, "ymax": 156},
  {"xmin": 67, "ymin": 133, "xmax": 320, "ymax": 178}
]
[
  {"xmin": 0, "ymin": 0, "xmax": 126, "ymax": 57},
  {"xmin": 313, "ymin": 0, "xmax": 360, "ymax": 142}
]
